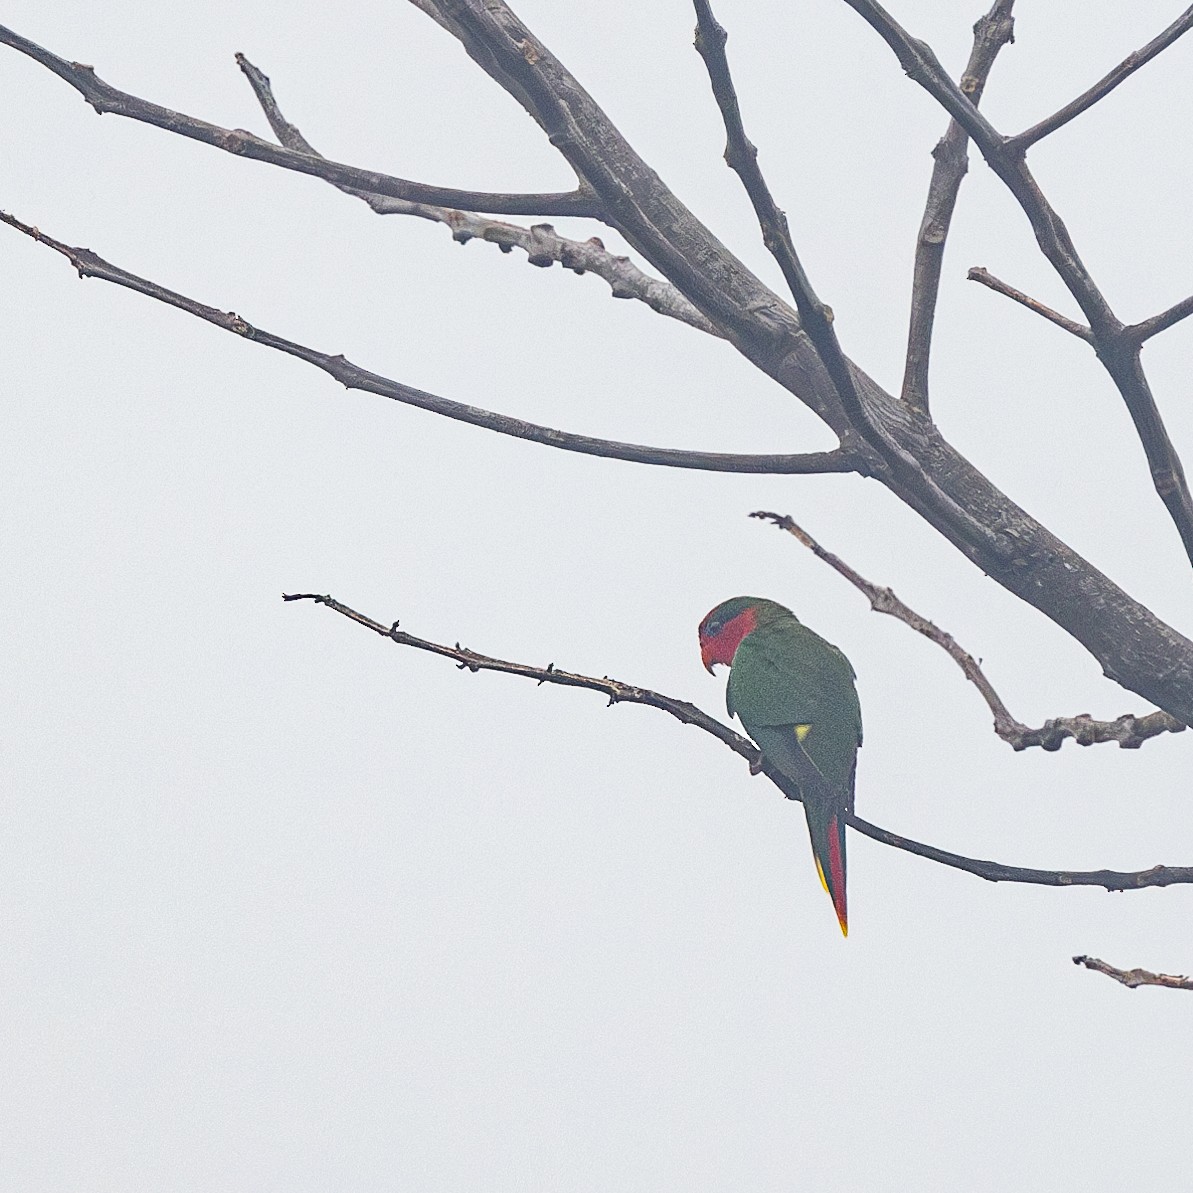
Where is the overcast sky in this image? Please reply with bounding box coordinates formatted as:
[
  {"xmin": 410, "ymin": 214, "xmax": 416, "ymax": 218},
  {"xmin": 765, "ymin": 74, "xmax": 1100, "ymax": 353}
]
[{"xmin": 3, "ymin": 2, "xmax": 1192, "ymax": 1189}]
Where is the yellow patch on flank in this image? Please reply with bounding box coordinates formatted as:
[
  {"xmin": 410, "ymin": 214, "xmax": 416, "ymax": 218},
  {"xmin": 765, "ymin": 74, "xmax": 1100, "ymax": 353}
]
[
  {"xmin": 814, "ymin": 855, "xmax": 830, "ymax": 894},
  {"xmin": 795, "ymin": 723, "xmax": 811, "ymax": 742}
]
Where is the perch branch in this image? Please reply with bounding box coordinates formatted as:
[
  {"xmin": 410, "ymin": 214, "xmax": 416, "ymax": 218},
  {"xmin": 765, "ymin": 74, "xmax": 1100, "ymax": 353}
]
[
  {"xmin": 1012, "ymin": 7, "xmax": 1193, "ymax": 151},
  {"xmin": 0, "ymin": 23, "xmax": 602, "ymax": 220},
  {"xmin": 751, "ymin": 510, "xmax": 1186, "ymax": 751},
  {"xmin": 283, "ymin": 591, "xmax": 1193, "ymax": 892},
  {"xmin": 234, "ymin": 54, "xmax": 719, "ymax": 338},
  {"xmin": 966, "ymin": 267, "xmax": 1092, "ymax": 341},
  {"xmin": 842, "ymin": 0, "xmax": 1193, "ymax": 570},
  {"xmin": 1073, "ymin": 955, "xmax": 1193, "ymax": 991},
  {"xmin": 901, "ymin": 0, "xmax": 1016, "ymax": 412},
  {"xmin": 0, "ymin": 210, "xmax": 855, "ymax": 475}
]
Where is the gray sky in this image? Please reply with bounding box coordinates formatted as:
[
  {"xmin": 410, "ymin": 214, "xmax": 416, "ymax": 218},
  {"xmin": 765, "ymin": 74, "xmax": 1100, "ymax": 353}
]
[{"xmin": 3, "ymin": 2, "xmax": 1192, "ymax": 1189}]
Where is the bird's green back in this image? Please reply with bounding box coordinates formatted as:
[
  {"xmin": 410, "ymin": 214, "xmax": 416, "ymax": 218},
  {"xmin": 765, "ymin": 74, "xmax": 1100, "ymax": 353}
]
[{"xmin": 727, "ymin": 615, "xmax": 862, "ymax": 788}]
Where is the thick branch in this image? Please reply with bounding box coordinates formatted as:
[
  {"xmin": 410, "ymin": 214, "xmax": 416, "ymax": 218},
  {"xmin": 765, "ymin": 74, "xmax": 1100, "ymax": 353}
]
[
  {"xmin": 234, "ymin": 54, "xmax": 719, "ymax": 337},
  {"xmin": 0, "ymin": 211, "xmax": 855, "ymax": 476},
  {"xmin": 283, "ymin": 591, "xmax": 1193, "ymax": 893},
  {"xmin": 9, "ymin": 4, "xmax": 1193, "ymax": 724},
  {"xmin": 966, "ymin": 267, "xmax": 1091, "ymax": 342},
  {"xmin": 0, "ymin": 23, "xmax": 601, "ymax": 219},
  {"xmin": 902, "ymin": 0, "xmax": 1016, "ymax": 412},
  {"xmin": 1012, "ymin": 7, "xmax": 1193, "ymax": 151},
  {"xmin": 842, "ymin": 0, "xmax": 1193, "ymax": 570},
  {"xmin": 1073, "ymin": 955, "xmax": 1193, "ymax": 991},
  {"xmin": 395, "ymin": 0, "xmax": 1193, "ymax": 728},
  {"xmin": 752, "ymin": 510, "xmax": 1186, "ymax": 751},
  {"xmin": 412, "ymin": 0, "xmax": 863, "ymax": 434}
]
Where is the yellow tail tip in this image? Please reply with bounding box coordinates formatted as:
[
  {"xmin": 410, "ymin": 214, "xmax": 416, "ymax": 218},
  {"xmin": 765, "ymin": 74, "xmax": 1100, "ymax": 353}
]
[
  {"xmin": 814, "ymin": 855, "xmax": 848, "ymax": 935},
  {"xmin": 814, "ymin": 855, "xmax": 830, "ymax": 894}
]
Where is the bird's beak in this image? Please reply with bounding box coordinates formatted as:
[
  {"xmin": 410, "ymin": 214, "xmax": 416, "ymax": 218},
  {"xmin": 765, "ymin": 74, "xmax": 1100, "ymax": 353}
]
[{"xmin": 701, "ymin": 642, "xmax": 717, "ymax": 674}]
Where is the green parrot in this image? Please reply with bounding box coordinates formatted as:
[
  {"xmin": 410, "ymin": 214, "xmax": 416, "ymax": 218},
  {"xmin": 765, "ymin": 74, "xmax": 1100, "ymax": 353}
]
[{"xmin": 698, "ymin": 597, "xmax": 862, "ymax": 935}]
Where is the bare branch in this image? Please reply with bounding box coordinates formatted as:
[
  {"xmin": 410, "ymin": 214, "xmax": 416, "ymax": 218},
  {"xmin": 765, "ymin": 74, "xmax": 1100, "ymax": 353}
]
[
  {"xmin": 1128, "ymin": 294, "xmax": 1193, "ymax": 345},
  {"xmin": 690, "ymin": 3, "xmax": 875, "ymax": 441},
  {"xmin": 283, "ymin": 591, "xmax": 1193, "ymax": 892},
  {"xmin": 841, "ymin": 0, "xmax": 1193, "ymax": 572},
  {"xmin": 751, "ymin": 510, "xmax": 1187, "ymax": 750},
  {"xmin": 902, "ymin": 0, "xmax": 1016, "ymax": 413},
  {"xmin": 692, "ymin": 0, "xmax": 999, "ymax": 558},
  {"xmin": 402, "ymin": 1, "xmax": 1193, "ymax": 729},
  {"xmin": 9, "ymin": 2, "xmax": 1193, "ymax": 722},
  {"xmin": 966, "ymin": 267, "xmax": 1092, "ymax": 341},
  {"xmin": 1012, "ymin": 7, "xmax": 1193, "ymax": 151},
  {"xmin": 0, "ymin": 23, "xmax": 601, "ymax": 220},
  {"xmin": 1008, "ymin": 711, "xmax": 1186, "ymax": 752},
  {"xmin": 752, "ymin": 509, "xmax": 1025, "ymax": 741},
  {"xmin": 232, "ymin": 54, "xmax": 720, "ymax": 339},
  {"xmin": 1073, "ymin": 955, "xmax": 1193, "ymax": 991},
  {"xmin": 0, "ymin": 210, "xmax": 855, "ymax": 476}
]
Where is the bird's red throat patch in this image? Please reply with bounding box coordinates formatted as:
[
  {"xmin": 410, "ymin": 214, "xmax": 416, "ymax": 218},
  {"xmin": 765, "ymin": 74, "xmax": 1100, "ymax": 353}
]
[{"xmin": 699, "ymin": 605, "xmax": 759, "ymax": 671}]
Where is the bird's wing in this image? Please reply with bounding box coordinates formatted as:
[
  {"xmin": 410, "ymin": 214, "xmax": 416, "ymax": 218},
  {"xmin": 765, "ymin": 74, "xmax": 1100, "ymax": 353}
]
[{"xmin": 729, "ymin": 621, "xmax": 862, "ymax": 790}]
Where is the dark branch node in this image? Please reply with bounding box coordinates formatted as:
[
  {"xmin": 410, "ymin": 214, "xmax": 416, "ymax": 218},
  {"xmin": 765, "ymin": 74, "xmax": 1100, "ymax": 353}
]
[{"xmin": 1073, "ymin": 954, "xmax": 1193, "ymax": 991}]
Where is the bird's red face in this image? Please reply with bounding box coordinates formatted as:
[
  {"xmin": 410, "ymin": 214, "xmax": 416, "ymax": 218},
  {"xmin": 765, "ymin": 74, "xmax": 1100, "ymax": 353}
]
[{"xmin": 698, "ymin": 602, "xmax": 759, "ymax": 673}]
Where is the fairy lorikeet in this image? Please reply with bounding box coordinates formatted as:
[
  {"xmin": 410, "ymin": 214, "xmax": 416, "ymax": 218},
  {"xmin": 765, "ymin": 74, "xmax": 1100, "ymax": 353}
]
[{"xmin": 698, "ymin": 597, "xmax": 861, "ymax": 935}]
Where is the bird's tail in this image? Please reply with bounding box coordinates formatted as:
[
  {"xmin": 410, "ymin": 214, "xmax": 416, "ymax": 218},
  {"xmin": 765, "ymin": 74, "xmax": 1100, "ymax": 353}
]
[{"xmin": 803, "ymin": 798, "xmax": 848, "ymax": 937}]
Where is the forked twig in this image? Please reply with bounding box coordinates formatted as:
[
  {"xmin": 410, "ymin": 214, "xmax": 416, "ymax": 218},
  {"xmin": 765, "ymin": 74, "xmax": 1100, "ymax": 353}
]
[
  {"xmin": 842, "ymin": 0, "xmax": 1193, "ymax": 570},
  {"xmin": 0, "ymin": 22, "xmax": 602, "ymax": 220},
  {"xmin": 234, "ymin": 54, "xmax": 720, "ymax": 338},
  {"xmin": 692, "ymin": 0, "xmax": 999, "ymax": 557},
  {"xmin": 751, "ymin": 511, "xmax": 1186, "ymax": 750}
]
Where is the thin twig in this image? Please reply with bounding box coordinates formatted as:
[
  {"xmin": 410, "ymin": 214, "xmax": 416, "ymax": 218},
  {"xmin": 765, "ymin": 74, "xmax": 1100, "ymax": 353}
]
[
  {"xmin": 0, "ymin": 23, "xmax": 602, "ymax": 220},
  {"xmin": 842, "ymin": 0, "xmax": 1193, "ymax": 572},
  {"xmin": 1073, "ymin": 955, "xmax": 1193, "ymax": 990},
  {"xmin": 691, "ymin": 1, "xmax": 865, "ymax": 419},
  {"xmin": 0, "ymin": 210, "xmax": 855, "ymax": 476},
  {"xmin": 1128, "ymin": 294, "xmax": 1193, "ymax": 345},
  {"xmin": 966, "ymin": 267, "xmax": 1092, "ymax": 341},
  {"xmin": 692, "ymin": 0, "xmax": 1000, "ymax": 558},
  {"xmin": 283, "ymin": 591, "xmax": 1193, "ymax": 892},
  {"xmin": 234, "ymin": 54, "xmax": 719, "ymax": 338},
  {"xmin": 1012, "ymin": 7, "xmax": 1193, "ymax": 151},
  {"xmin": 902, "ymin": 0, "xmax": 1016, "ymax": 413},
  {"xmin": 751, "ymin": 510, "xmax": 1187, "ymax": 750}
]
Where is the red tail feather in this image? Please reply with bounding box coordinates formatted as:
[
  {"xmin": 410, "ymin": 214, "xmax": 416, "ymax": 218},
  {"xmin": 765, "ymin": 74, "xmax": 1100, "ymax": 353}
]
[
  {"xmin": 807, "ymin": 803, "xmax": 849, "ymax": 937},
  {"xmin": 826, "ymin": 814, "xmax": 848, "ymax": 937}
]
